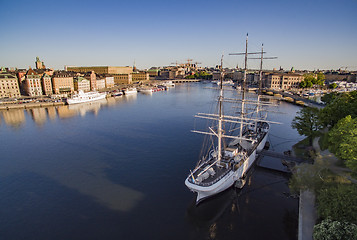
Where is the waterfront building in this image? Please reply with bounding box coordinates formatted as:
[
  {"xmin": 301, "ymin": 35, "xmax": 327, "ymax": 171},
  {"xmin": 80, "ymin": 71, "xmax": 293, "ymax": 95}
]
[
  {"xmin": 24, "ymin": 68, "xmax": 43, "ymax": 96},
  {"xmin": 84, "ymin": 71, "xmax": 97, "ymax": 91},
  {"xmin": 96, "ymin": 77, "xmax": 106, "ymax": 90},
  {"xmin": 104, "ymin": 75, "xmax": 114, "ymax": 88},
  {"xmin": 74, "ymin": 76, "xmax": 90, "ymax": 92},
  {"xmin": 114, "ymin": 73, "xmax": 132, "ymax": 85},
  {"xmin": 132, "ymin": 71, "xmax": 149, "ymax": 82},
  {"xmin": 66, "ymin": 66, "xmax": 133, "ymax": 75},
  {"xmin": 52, "ymin": 71, "xmax": 74, "ymax": 95},
  {"xmin": 0, "ymin": 72, "xmax": 21, "ymax": 98},
  {"xmin": 160, "ymin": 69, "xmax": 177, "ymax": 79},
  {"xmin": 41, "ymin": 73, "xmax": 53, "ymax": 95},
  {"xmin": 264, "ymin": 73, "xmax": 303, "ymax": 89},
  {"xmin": 148, "ymin": 68, "xmax": 160, "ymax": 79}
]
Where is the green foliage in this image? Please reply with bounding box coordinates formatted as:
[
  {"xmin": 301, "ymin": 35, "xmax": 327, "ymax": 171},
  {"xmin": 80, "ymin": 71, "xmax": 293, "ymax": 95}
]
[
  {"xmin": 291, "ymin": 107, "xmax": 322, "ymax": 145},
  {"xmin": 328, "ymin": 115, "xmax": 357, "ymax": 173},
  {"xmin": 313, "ymin": 218, "xmax": 357, "ymax": 240},
  {"xmin": 316, "ymin": 184, "xmax": 357, "ymax": 224},
  {"xmin": 185, "ymin": 71, "xmax": 212, "ymax": 80},
  {"xmin": 300, "ymin": 73, "xmax": 324, "ymax": 88},
  {"xmin": 289, "ymin": 161, "xmax": 328, "ymax": 194},
  {"xmin": 316, "ymin": 72, "xmax": 326, "ymax": 85},
  {"xmin": 321, "ymin": 92, "xmax": 339, "ymax": 104},
  {"xmin": 319, "ymin": 91, "xmax": 357, "ymax": 128},
  {"xmin": 299, "ymin": 81, "xmax": 307, "ymax": 88},
  {"xmin": 329, "ymin": 82, "xmax": 338, "ymax": 89}
]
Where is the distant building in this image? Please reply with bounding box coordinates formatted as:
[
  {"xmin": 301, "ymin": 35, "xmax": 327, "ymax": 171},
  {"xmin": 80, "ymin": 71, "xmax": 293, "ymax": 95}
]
[
  {"xmin": 132, "ymin": 71, "xmax": 149, "ymax": 82},
  {"xmin": 96, "ymin": 77, "xmax": 106, "ymax": 90},
  {"xmin": 264, "ymin": 73, "xmax": 303, "ymax": 89},
  {"xmin": 35, "ymin": 57, "xmax": 46, "ymax": 70},
  {"xmin": 24, "ymin": 68, "xmax": 43, "ymax": 96},
  {"xmin": 114, "ymin": 74, "xmax": 132, "ymax": 84},
  {"xmin": 104, "ymin": 75, "xmax": 114, "ymax": 89},
  {"xmin": 52, "ymin": 71, "xmax": 74, "ymax": 94},
  {"xmin": 74, "ymin": 76, "xmax": 90, "ymax": 92},
  {"xmin": 148, "ymin": 68, "xmax": 160, "ymax": 79},
  {"xmin": 41, "ymin": 73, "xmax": 53, "ymax": 95},
  {"xmin": 66, "ymin": 66, "xmax": 133, "ymax": 75},
  {"xmin": 0, "ymin": 72, "xmax": 21, "ymax": 98},
  {"xmin": 84, "ymin": 71, "xmax": 97, "ymax": 90}
]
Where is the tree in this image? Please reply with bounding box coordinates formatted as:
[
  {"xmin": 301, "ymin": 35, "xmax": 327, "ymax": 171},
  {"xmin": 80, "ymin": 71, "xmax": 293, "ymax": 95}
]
[
  {"xmin": 319, "ymin": 91, "xmax": 357, "ymax": 128},
  {"xmin": 317, "ymin": 72, "xmax": 326, "ymax": 86},
  {"xmin": 316, "ymin": 184, "xmax": 357, "ymax": 224},
  {"xmin": 313, "ymin": 218, "xmax": 357, "ymax": 240},
  {"xmin": 328, "ymin": 82, "xmax": 338, "ymax": 89},
  {"xmin": 328, "ymin": 115, "xmax": 357, "ymax": 173},
  {"xmin": 291, "ymin": 107, "xmax": 322, "ymax": 145}
]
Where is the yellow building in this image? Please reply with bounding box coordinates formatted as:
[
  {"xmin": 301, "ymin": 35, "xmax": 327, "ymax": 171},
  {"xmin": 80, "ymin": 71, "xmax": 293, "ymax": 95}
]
[
  {"xmin": 74, "ymin": 76, "xmax": 90, "ymax": 92},
  {"xmin": 66, "ymin": 66, "xmax": 133, "ymax": 75},
  {"xmin": 132, "ymin": 71, "xmax": 150, "ymax": 82},
  {"xmin": 0, "ymin": 72, "xmax": 21, "ymax": 98},
  {"xmin": 52, "ymin": 71, "xmax": 74, "ymax": 94},
  {"xmin": 24, "ymin": 69, "xmax": 43, "ymax": 96},
  {"xmin": 114, "ymin": 74, "xmax": 133, "ymax": 85},
  {"xmin": 41, "ymin": 73, "xmax": 53, "ymax": 95},
  {"xmin": 265, "ymin": 73, "xmax": 303, "ymax": 89}
]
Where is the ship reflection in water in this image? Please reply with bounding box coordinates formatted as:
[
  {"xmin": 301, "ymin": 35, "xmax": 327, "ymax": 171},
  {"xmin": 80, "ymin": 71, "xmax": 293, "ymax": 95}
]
[{"xmin": 0, "ymin": 96, "xmax": 128, "ymax": 128}]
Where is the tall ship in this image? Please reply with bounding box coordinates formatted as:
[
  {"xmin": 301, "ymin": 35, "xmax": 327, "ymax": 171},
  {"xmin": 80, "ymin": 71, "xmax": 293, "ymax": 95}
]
[
  {"xmin": 185, "ymin": 35, "xmax": 277, "ymax": 204},
  {"xmin": 66, "ymin": 90, "xmax": 107, "ymax": 105}
]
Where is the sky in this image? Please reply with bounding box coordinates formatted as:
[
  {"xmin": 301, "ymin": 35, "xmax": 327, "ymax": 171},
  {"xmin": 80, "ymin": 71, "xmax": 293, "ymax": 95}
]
[{"xmin": 0, "ymin": 0, "xmax": 356, "ymax": 71}]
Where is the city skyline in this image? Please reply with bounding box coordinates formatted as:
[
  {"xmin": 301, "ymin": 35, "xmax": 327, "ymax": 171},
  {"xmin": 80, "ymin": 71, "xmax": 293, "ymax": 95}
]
[{"xmin": 1, "ymin": 0, "xmax": 356, "ymax": 71}]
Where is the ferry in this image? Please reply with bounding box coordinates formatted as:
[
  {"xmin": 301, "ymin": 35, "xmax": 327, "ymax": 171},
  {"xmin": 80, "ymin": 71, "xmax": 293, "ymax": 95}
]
[{"xmin": 66, "ymin": 90, "xmax": 107, "ymax": 105}]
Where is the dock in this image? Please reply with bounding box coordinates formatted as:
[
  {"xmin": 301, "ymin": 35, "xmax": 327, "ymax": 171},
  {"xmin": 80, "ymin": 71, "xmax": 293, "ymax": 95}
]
[
  {"xmin": 259, "ymin": 150, "xmax": 305, "ymax": 163},
  {"xmin": 255, "ymin": 150, "xmax": 306, "ymax": 174},
  {"xmin": 171, "ymin": 79, "xmax": 201, "ymax": 83}
]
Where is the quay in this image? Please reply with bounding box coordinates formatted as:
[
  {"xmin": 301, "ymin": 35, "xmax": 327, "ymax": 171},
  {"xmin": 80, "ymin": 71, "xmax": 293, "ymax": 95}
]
[
  {"xmin": 171, "ymin": 79, "xmax": 201, "ymax": 83},
  {"xmin": 264, "ymin": 89, "xmax": 325, "ymax": 108},
  {"xmin": 0, "ymin": 101, "xmax": 65, "ymax": 110}
]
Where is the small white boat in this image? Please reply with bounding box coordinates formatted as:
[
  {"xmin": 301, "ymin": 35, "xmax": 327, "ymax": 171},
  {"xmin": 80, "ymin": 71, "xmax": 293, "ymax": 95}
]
[
  {"xmin": 66, "ymin": 90, "xmax": 107, "ymax": 105},
  {"xmin": 123, "ymin": 88, "xmax": 137, "ymax": 95},
  {"xmin": 216, "ymin": 79, "xmax": 234, "ymax": 86},
  {"xmin": 163, "ymin": 81, "xmax": 175, "ymax": 88},
  {"xmin": 138, "ymin": 87, "xmax": 154, "ymax": 94},
  {"xmin": 111, "ymin": 90, "xmax": 123, "ymax": 97}
]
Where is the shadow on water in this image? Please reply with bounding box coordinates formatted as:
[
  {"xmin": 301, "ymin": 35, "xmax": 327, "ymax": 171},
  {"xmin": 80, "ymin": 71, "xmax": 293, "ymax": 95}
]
[{"xmin": 186, "ymin": 187, "xmax": 241, "ymax": 228}]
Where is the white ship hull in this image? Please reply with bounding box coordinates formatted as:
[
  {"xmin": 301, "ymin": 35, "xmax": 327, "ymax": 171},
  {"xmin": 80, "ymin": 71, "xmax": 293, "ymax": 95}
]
[
  {"xmin": 185, "ymin": 129, "xmax": 268, "ymax": 204},
  {"xmin": 123, "ymin": 88, "xmax": 137, "ymax": 95},
  {"xmin": 67, "ymin": 91, "xmax": 107, "ymax": 105}
]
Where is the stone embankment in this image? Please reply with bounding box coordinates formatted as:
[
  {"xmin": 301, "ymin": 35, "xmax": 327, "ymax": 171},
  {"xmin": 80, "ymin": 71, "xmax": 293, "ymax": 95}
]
[{"xmin": 0, "ymin": 101, "xmax": 65, "ymax": 110}]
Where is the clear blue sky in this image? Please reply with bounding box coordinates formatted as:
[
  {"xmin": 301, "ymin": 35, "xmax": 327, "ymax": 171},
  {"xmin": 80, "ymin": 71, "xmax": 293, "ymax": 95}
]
[{"xmin": 1, "ymin": 0, "xmax": 356, "ymax": 71}]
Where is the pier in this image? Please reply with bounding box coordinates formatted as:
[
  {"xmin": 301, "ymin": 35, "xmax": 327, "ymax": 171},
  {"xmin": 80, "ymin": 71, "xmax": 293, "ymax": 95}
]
[
  {"xmin": 171, "ymin": 79, "xmax": 201, "ymax": 83},
  {"xmin": 259, "ymin": 150, "xmax": 305, "ymax": 163},
  {"xmin": 265, "ymin": 89, "xmax": 325, "ymax": 108},
  {"xmin": 255, "ymin": 150, "xmax": 306, "ymax": 174}
]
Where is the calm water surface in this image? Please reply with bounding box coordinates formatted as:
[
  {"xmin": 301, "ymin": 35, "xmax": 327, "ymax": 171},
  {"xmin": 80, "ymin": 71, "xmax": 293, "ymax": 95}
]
[{"xmin": 0, "ymin": 83, "xmax": 304, "ymax": 240}]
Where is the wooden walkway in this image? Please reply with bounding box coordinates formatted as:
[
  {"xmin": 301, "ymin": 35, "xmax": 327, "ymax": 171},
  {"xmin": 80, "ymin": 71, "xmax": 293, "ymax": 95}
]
[{"xmin": 258, "ymin": 149, "xmax": 305, "ymax": 163}]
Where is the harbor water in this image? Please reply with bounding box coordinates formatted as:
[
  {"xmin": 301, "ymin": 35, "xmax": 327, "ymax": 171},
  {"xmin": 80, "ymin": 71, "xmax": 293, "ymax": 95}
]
[{"xmin": 0, "ymin": 83, "xmax": 304, "ymax": 239}]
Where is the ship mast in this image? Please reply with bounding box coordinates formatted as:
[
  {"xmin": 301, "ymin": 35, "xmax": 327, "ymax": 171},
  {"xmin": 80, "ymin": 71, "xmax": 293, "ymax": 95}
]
[
  {"xmin": 240, "ymin": 34, "xmax": 249, "ymax": 142},
  {"xmin": 217, "ymin": 55, "xmax": 224, "ymax": 162}
]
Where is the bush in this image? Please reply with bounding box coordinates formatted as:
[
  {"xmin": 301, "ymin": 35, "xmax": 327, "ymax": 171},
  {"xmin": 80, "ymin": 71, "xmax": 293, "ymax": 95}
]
[
  {"xmin": 313, "ymin": 218, "xmax": 357, "ymax": 240},
  {"xmin": 316, "ymin": 184, "xmax": 357, "ymax": 224}
]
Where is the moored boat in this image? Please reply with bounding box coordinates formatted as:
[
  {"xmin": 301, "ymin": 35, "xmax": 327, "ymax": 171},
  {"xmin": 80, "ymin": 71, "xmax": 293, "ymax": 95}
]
[
  {"xmin": 111, "ymin": 90, "xmax": 123, "ymax": 97},
  {"xmin": 185, "ymin": 35, "xmax": 278, "ymax": 204},
  {"xmin": 123, "ymin": 88, "xmax": 137, "ymax": 95},
  {"xmin": 66, "ymin": 90, "xmax": 107, "ymax": 105}
]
